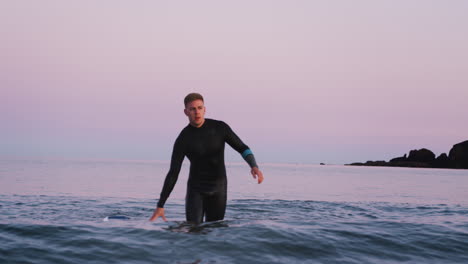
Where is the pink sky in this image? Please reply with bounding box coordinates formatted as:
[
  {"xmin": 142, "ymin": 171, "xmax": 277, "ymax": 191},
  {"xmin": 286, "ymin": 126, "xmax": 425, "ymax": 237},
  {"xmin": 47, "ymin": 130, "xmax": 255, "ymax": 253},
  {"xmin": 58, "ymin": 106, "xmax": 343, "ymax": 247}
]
[{"xmin": 1, "ymin": 1, "xmax": 467, "ymax": 164}]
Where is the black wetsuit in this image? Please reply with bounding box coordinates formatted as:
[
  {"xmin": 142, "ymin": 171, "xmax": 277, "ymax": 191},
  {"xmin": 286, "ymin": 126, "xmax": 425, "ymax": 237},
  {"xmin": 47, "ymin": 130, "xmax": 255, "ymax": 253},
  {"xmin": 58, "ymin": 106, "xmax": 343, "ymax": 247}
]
[{"xmin": 157, "ymin": 118, "xmax": 257, "ymax": 223}]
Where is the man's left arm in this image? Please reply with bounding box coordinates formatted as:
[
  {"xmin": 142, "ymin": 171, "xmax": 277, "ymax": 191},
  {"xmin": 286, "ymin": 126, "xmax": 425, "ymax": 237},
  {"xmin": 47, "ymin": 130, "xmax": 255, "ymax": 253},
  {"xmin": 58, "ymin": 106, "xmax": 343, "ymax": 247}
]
[{"xmin": 223, "ymin": 122, "xmax": 264, "ymax": 184}]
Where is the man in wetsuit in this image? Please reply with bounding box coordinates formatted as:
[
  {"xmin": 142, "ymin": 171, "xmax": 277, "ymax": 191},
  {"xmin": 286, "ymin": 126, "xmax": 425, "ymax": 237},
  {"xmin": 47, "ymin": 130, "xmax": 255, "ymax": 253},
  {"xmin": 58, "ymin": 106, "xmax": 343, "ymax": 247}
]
[{"xmin": 149, "ymin": 93, "xmax": 264, "ymax": 224}]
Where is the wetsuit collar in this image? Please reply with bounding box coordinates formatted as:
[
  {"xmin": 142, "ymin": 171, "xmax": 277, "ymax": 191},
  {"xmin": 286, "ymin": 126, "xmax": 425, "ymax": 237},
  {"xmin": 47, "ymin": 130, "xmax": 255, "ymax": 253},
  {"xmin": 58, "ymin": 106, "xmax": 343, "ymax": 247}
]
[{"xmin": 189, "ymin": 118, "xmax": 207, "ymax": 128}]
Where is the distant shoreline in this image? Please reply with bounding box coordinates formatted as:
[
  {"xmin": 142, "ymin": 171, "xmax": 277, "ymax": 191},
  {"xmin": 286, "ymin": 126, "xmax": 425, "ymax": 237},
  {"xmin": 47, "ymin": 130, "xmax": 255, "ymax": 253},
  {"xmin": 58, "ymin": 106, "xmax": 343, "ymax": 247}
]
[{"xmin": 347, "ymin": 140, "xmax": 468, "ymax": 170}]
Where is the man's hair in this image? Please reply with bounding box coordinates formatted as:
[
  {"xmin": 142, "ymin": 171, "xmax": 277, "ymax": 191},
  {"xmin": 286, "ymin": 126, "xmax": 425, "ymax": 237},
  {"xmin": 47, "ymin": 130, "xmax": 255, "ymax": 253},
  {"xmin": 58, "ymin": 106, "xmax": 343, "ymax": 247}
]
[{"xmin": 184, "ymin": 93, "xmax": 204, "ymax": 107}]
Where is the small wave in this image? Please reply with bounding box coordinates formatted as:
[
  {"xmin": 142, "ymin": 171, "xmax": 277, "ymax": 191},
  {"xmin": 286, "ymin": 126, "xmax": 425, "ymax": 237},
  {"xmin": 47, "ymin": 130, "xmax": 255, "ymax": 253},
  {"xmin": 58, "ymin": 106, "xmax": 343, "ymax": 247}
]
[{"xmin": 2, "ymin": 196, "xmax": 468, "ymax": 263}]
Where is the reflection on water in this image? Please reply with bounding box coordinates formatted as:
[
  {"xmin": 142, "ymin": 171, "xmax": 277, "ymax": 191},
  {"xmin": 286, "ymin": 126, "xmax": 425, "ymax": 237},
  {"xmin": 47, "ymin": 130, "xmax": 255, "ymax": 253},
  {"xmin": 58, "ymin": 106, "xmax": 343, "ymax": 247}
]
[
  {"xmin": 1, "ymin": 158, "xmax": 468, "ymax": 205},
  {"xmin": 2, "ymin": 194, "xmax": 468, "ymax": 264},
  {"xmin": 165, "ymin": 220, "xmax": 230, "ymax": 234},
  {"xmin": 176, "ymin": 259, "xmax": 204, "ymax": 264}
]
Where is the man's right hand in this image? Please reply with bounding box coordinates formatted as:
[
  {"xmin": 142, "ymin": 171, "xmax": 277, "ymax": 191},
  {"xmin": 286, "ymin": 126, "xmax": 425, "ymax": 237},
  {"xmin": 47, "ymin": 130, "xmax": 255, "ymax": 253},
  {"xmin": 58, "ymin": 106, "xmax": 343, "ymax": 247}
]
[{"xmin": 149, "ymin": 207, "xmax": 167, "ymax": 222}]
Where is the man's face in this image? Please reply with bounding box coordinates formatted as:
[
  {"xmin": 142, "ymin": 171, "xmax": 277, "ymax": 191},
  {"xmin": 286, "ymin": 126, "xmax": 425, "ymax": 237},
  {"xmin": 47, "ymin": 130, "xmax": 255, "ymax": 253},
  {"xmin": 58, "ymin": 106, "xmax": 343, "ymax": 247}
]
[{"xmin": 184, "ymin": 99, "xmax": 206, "ymax": 127}]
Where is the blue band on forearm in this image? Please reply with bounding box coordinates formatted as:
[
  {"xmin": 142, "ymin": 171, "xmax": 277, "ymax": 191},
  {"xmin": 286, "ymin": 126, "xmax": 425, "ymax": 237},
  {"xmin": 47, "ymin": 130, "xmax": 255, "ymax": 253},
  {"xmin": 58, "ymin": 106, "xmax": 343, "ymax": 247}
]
[{"xmin": 242, "ymin": 149, "xmax": 253, "ymax": 159}]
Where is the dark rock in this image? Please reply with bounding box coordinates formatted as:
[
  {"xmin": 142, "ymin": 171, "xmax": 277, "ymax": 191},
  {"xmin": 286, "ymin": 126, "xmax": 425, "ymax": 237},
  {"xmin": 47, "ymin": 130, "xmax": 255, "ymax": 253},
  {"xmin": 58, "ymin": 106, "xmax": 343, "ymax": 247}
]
[
  {"xmin": 434, "ymin": 153, "xmax": 449, "ymax": 168},
  {"xmin": 390, "ymin": 154, "xmax": 407, "ymax": 163},
  {"xmin": 348, "ymin": 162, "xmax": 365, "ymax": 166},
  {"xmin": 347, "ymin": 160, "xmax": 390, "ymax": 167},
  {"xmin": 364, "ymin": 160, "xmax": 388, "ymax": 166},
  {"xmin": 390, "ymin": 161, "xmax": 430, "ymax": 168},
  {"xmin": 407, "ymin": 148, "xmax": 436, "ymax": 163},
  {"xmin": 448, "ymin": 140, "xmax": 468, "ymax": 169}
]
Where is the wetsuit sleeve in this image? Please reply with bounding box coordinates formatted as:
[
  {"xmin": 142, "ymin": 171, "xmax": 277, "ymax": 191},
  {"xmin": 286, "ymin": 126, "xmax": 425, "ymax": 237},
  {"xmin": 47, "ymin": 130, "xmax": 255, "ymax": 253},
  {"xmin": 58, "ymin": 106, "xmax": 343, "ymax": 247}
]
[
  {"xmin": 243, "ymin": 150, "xmax": 259, "ymax": 169},
  {"xmin": 223, "ymin": 121, "xmax": 259, "ymax": 168},
  {"xmin": 157, "ymin": 134, "xmax": 185, "ymax": 208}
]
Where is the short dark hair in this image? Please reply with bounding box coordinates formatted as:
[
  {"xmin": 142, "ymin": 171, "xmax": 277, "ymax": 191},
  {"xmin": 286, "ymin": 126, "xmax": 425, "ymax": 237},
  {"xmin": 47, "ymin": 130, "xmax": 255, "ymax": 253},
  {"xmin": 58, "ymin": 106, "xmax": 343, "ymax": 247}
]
[{"xmin": 184, "ymin": 93, "xmax": 204, "ymax": 107}]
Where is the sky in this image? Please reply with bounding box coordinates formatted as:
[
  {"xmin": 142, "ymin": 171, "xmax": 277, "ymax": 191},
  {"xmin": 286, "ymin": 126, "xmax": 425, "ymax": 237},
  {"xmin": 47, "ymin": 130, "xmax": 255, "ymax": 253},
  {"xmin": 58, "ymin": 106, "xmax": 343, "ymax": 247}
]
[{"xmin": 1, "ymin": 0, "xmax": 467, "ymax": 164}]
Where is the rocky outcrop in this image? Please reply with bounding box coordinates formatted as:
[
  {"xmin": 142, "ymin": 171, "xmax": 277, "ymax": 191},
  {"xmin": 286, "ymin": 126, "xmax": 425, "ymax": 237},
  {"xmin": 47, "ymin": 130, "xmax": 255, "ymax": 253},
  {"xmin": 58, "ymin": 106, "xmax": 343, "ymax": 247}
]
[
  {"xmin": 449, "ymin": 140, "xmax": 468, "ymax": 169},
  {"xmin": 390, "ymin": 154, "xmax": 407, "ymax": 163},
  {"xmin": 407, "ymin": 148, "xmax": 435, "ymax": 163},
  {"xmin": 434, "ymin": 153, "xmax": 450, "ymax": 168},
  {"xmin": 348, "ymin": 140, "xmax": 468, "ymax": 169}
]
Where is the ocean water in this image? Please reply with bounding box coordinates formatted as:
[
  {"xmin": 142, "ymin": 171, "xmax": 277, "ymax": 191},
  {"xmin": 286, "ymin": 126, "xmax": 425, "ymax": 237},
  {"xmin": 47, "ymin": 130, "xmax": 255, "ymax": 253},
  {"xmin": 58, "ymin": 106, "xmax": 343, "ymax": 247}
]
[{"xmin": 1, "ymin": 158, "xmax": 468, "ymax": 263}]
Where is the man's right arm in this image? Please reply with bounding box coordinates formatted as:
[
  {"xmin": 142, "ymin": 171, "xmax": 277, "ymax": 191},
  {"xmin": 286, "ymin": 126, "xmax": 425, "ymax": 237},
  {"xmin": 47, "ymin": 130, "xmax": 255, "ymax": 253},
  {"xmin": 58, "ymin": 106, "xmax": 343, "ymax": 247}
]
[{"xmin": 150, "ymin": 134, "xmax": 185, "ymax": 221}]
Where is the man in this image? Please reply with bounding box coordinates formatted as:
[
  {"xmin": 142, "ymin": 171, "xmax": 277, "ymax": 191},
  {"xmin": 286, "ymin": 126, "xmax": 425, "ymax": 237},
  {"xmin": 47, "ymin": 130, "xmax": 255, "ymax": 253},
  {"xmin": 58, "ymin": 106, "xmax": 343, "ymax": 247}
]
[{"xmin": 150, "ymin": 93, "xmax": 264, "ymax": 224}]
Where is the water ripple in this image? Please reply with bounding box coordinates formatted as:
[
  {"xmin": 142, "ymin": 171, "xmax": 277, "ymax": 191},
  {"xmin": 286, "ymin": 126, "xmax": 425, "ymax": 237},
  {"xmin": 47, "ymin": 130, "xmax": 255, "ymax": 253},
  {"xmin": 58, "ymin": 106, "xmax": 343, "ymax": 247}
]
[{"xmin": 1, "ymin": 195, "xmax": 468, "ymax": 263}]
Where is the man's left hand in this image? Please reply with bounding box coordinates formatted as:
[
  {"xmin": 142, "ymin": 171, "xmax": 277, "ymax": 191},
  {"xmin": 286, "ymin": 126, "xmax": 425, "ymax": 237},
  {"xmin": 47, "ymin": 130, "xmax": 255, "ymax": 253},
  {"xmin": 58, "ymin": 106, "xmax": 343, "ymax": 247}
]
[{"xmin": 251, "ymin": 167, "xmax": 264, "ymax": 184}]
